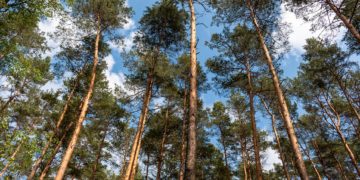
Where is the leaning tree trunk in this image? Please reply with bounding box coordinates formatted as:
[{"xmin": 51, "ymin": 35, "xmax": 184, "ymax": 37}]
[
  {"xmin": 124, "ymin": 68, "xmax": 154, "ymax": 180},
  {"xmin": 0, "ymin": 141, "xmax": 23, "ymax": 177},
  {"xmin": 244, "ymin": 1, "xmax": 309, "ymax": 179},
  {"xmin": 39, "ymin": 122, "xmax": 73, "ymax": 180},
  {"xmin": 179, "ymin": 88, "xmax": 188, "ymax": 180},
  {"xmin": 324, "ymin": 0, "xmax": 360, "ymax": 43},
  {"xmin": 28, "ymin": 71, "xmax": 82, "ymax": 180},
  {"xmin": 156, "ymin": 107, "xmax": 169, "ymax": 180},
  {"xmin": 335, "ymin": 126, "xmax": 360, "ymax": 176},
  {"xmin": 311, "ymin": 140, "xmax": 331, "ymax": 179},
  {"xmin": 319, "ymin": 96, "xmax": 360, "ymax": 176},
  {"xmin": 0, "ymin": 79, "xmax": 26, "ymax": 115},
  {"xmin": 245, "ymin": 59, "xmax": 262, "ymax": 180},
  {"xmin": 54, "ymin": 16, "xmax": 101, "ymax": 180},
  {"xmin": 186, "ymin": 0, "xmax": 198, "ymax": 180},
  {"xmin": 334, "ymin": 74, "xmax": 360, "ymax": 122},
  {"xmin": 260, "ymin": 98, "xmax": 291, "ymax": 180}
]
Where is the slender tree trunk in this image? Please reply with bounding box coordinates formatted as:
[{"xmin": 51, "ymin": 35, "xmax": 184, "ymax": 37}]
[
  {"xmin": 0, "ymin": 141, "xmax": 23, "ymax": 178},
  {"xmin": 91, "ymin": 128, "xmax": 108, "ymax": 180},
  {"xmin": 119, "ymin": 130, "xmax": 131, "ymax": 179},
  {"xmin": 297, "ymin": 137, "xmax": 322, "ymax": 180},
  {"xmin": 27, "ymin": 138, "xmax": 52, "ymax": 180},
  {"xmin": 311, "ymin": 140, "xmax": 331, "ymax": 179},
  {"xmin": 39, "ymin": 122, "xmax": 73, "ymax": 180},
  {"xmin": 306, "ymin": 151, "xmax": 322, "ymax": 180},
  {"xmin": 124, "ymin": 69, "xmax": 154, "ymax": 180},
  {"xmin": 54, "ymin": 16, "xmax": 101, "ymax": 180},
  {"xmin": 324, "ymin": 0, "xmax": 360, "ymax": 43},
  {"xmin": 156, "ymin": 106, "xmax": 169, "ymax": 180},
  {"xmin": 335, "ymin": 126, "xmax": 360, "ymax": 176},
  {"xmin": 28, "ymin": 73, "xmax": 82, "ymax": 180},
  {"xmin": 333, "ymin": 154, "xmax": 348, "ymax": 180},
  {"xmin": 0, "ymin": 92, "xmax": 18, "ymax": 114},
  {"xmin": 244, "ymin": 1, "xmax": 308, "ymax": 179},
  {"xmin": 260, "ymin": 98, "xmax": 290, "ymax": 180},
  {"xmin": 179, "ymin": 88, "xmax": 187, "ymax": 180},
  {"xmin": 220, "ymin": 135, "xmax": 229, "ymax": 170},
  {"xmin": 245, "ymin": 59, "xmax": 262, "ymax": 180},
  {"xmin": 0, "ymin": 79, "xmax": 27, "ymax": 115},
  {"xmin": 240, "ymin": 136, "xmax": 248, "ymax": 180},
  {"xmin": 186, "ymin": 0, "xmax": 198, "ymax": 180},
  {"xmin": 319, "ymin": 97, "xmax": 360, "ymax": 176},
  {"xmin": 334, "ymin": 75, "xmax": 360, "ymax": 122}
]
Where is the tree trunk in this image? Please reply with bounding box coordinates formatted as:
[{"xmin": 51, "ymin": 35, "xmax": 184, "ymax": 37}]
[
  {"xmin": 54, "ymin": 16, "xmax": 101, "ymax": 180},
  {"xmin": 124, "ymin": 69, "xmax": 154, "ymax": 180},
  {"xmin": 334, "ymin": 75, "xmax": 360, "ymax": 122},
  {"xmin": 0, "ymin": 141, "xmax": 23, "ymax": 178},
  {"xmin": 0, "ymin": 78, "xmax": 28, "ymax": 116},
  {"xmin": 186, "ymin": 0, "xmax": 198, "ymax": 180},
  {"xmin": 320, "ymin": 97, "xmax": 360, "ymax": 176},
  {"xmin": 91, "ymin": 127, "xmax": 108, "ymax": 180},
  {"xmin": 179, "ymin": 88, "xmax": 187, "ymax": 180},
  {"xmin": 245, "ymin": 59, "xmax": 262, "ymax": 180},
  {"xmin": 220, "ymin": 134, "xmax": 229, "ymax": 171},
  {"xmin": 260, "ymin": 98, "xmax": 290, "ymax": 180},
  {"xmin": 335, "ymin": 126, "xmax": 360, "ymax": 176},
  {"xmin": 28, "ymin": 73, "xmax": 81, "ymax": 180},
  {"xmin": 39, "ymin": 122, "xmax": 73, "ymax": 180},
  {"xmin": 324, "ymin": 0, "xmax": 360, "ymax": 43},
  {"xmin": 156, "ymin": 107, "xmax": 169, "ymax": 180},
  {"xmin": 297, "ymin": 138, "xmax": 322, "ymax": 180},
  {"xmin": 240, "ymin": 138, "xmax": 248, "ymax": 180},
  {"xmin": 244, "ymin": 1, "xmax": 309, "ymax": 179},
  {"xmin": 311, "ymin": 140, "xmax": 331, "ymax": 179}
]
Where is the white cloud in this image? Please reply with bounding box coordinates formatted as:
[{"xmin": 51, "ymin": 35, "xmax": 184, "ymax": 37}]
[
  {"xmin": 123, "ymin": 18, "xmax": 135, "ymax": 30},
  {"xmin": 38, "ymin": 16, "xmax": 62, "ymax": 58},
  {"xmin": 262, "ymin": 147, "xmax": 282, "ymax": 171},
  {"xmin": 123, "ymin": 31, "xmax": 136, "ymax": 51},
  {"xmin": 280, "ymin": 6, "xmax": 317, "ymax": 53},
  {"xmin": 104, "ymin": 55, "xmax": 127, "ymax": 91},
  {"xmin": 41, "ymin": 78, "xmax": 64, "ymax": 92}
]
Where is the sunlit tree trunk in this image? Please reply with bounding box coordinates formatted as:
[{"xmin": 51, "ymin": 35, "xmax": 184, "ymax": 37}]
[
  {"xmin": 311, "ymin": 140, "xmax": 331, "ymax": 179},
  {"xmin": 0, "ymin": 79, "xmax": 26, "ymax": 115},
  {"xmin": 186, "ymin": 1, "xmax": 198, "ymax": 179},
  {"xmin": 0, "ymin": 141, "xmax": 23, "ymax": 177},
  {"xmin": 28, "ymin": 71, "xmax": 82, "ymax": 180},
  {"xmin": 333, "ymin": 74, "xmax": 360, "ymax": 122},
  {"xmin": 245, "ymin": 59, "xmax": 262, "ymax": 179},
  {"xmin": 324, "ymin": 0, "xmax": 360, "ymax": 43},
  {"xmin": 260, "ymin": 98, "xmax": 290, "ymax": 180},
  {"xmin": 317, "ymin": 96, "xmax": 360, "ymax": 176},
  {"xmin": 54, "ymin": 15, "xmax": 101, "ymax": 180},
  {"xmin": 39, "ymin": 122, "xmax": 73, "ymax": 180},
  {"xmin": 240, "ymin": 136, "xmax": 248, "ymax": 180},
  {"xmin": 244, "ymin": 1, "xmax": 308, "ymax": 179},
  {"xmin": 124, "ymin": 68, "xmax": 154, "ymax": 180},
  {"xmin": 300, "ymin": 141, "xmax": 321, "ymax": 180}
]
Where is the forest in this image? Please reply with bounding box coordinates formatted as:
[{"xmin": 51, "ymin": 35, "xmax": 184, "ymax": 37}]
[{"xmin": 0, "ymin": 0, "xmax": 359, "ymax": 179}]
